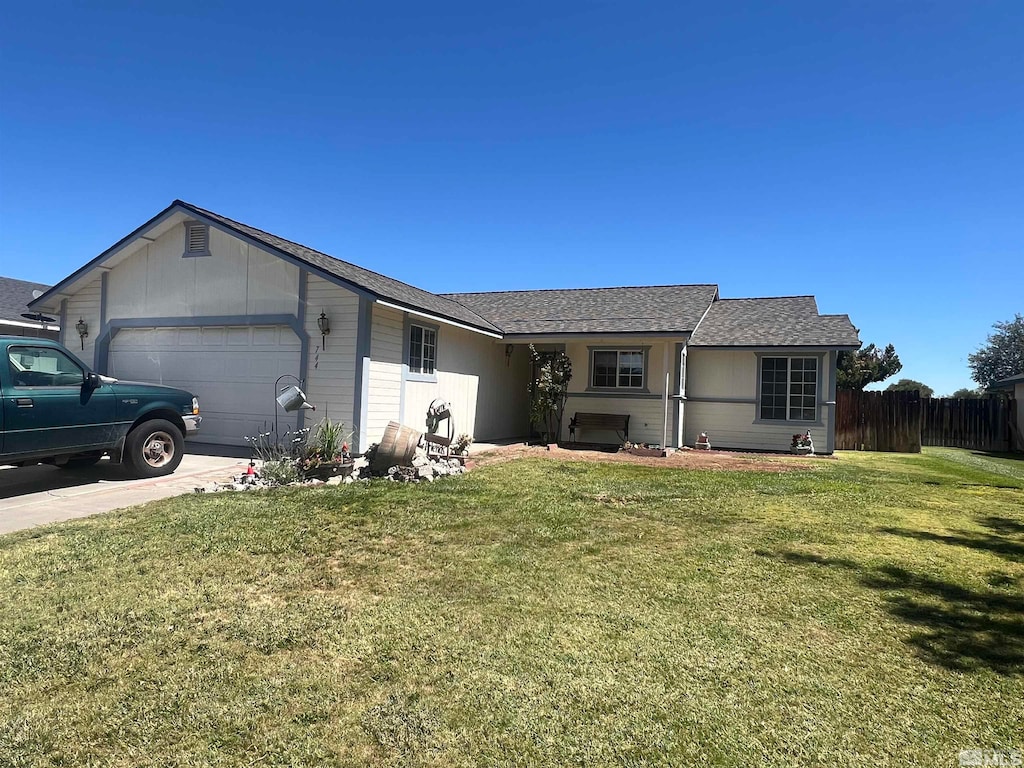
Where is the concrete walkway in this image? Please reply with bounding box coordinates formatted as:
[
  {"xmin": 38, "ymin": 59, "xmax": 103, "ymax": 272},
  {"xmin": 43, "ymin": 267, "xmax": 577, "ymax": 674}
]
[{"xmin": 0, "ymin": 453, "xmax": 247, "ymax": 535}]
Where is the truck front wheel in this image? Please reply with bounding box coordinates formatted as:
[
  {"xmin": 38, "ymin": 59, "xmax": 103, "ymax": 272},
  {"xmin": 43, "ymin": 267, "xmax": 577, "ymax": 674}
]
[{"xmin": 125, "ymin": 419, "xmax": 184, "ymax": 478}]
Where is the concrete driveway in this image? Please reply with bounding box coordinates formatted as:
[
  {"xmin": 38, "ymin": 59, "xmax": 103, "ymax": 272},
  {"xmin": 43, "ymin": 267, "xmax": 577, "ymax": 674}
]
[{"xmin": 0, "ymin": 451, "xmax": 248, "ymax": 535}]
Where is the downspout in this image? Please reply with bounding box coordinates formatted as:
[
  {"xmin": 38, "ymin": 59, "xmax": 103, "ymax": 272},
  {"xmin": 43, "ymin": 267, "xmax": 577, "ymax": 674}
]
[
  {"xmin": 678, "ymin": 345, "xmax": 687, "ymax": 448},
  {"xmin": 662, "ymin": 343, "xmax": 670, "ymax": 448}
]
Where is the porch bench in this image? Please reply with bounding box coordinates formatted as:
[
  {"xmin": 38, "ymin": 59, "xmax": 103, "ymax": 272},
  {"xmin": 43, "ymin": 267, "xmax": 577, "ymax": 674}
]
[{"xmin": 569, "ymin": 412, "xmax": 629, "ymax": 443}]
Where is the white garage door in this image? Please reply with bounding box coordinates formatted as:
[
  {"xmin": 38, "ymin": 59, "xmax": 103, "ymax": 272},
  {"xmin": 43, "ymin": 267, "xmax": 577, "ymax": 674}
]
[{"xmin": 109, "ymin": 325, "xmax": 302, "ymax": 446}]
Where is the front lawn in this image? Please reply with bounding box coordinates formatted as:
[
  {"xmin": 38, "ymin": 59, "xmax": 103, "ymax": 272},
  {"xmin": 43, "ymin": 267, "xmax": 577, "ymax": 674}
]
[{"xmin": 1, "ymin": 448, "xmax": 1021, "ymax": 766}]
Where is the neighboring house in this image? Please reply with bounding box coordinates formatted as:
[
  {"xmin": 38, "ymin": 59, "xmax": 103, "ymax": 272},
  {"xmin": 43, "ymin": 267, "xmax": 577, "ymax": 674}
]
[
  {"xmin": 0, "ymin": 275, "xmax": 59, "ymax": 339},
  {"xmin": 989, "ymin": 373, "xmax": 1024, "ymax": 451},
  {"xmin": 28, "ymin": 200, "xmax": 860, "ymax": 452}
]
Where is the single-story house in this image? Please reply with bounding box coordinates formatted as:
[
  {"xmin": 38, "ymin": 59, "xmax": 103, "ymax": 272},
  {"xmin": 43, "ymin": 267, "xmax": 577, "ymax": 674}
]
[
  {"xmin": 0, "ymin": 275, "xmax": 59, "ymax": 339},
  {"xmin": 29, "ymin": 200, "xmax": 860, "ymax": 453},
  {"xmin": 989, "ymin": 372, "xmax": 1024, "ymax": 451}
]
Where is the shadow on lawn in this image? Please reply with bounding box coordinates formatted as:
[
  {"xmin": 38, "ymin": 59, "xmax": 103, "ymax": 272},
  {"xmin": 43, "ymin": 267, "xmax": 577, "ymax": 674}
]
[{"xmin": 758, "ymin": 523, "xmax": 1024, "ymax": 675}]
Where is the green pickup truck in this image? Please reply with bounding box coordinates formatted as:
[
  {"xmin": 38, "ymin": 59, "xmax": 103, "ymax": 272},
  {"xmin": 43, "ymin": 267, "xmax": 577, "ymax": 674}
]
[{"xmin": 0, "ymin": 336, "xmax": 201, "ymax": 477}]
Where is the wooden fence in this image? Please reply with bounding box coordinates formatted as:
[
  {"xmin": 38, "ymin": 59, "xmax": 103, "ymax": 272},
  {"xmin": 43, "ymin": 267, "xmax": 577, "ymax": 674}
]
[
  {"xmin": 836, "ymin": 390, "xmax": 1016, "ymax": 453},
  {"xmin": 835, "ymin": 390, "xmax": 922, "ymax": 452},
  {"xmin": 921, "ymin": 396, "xmax": 1015, "ymax": 452}
]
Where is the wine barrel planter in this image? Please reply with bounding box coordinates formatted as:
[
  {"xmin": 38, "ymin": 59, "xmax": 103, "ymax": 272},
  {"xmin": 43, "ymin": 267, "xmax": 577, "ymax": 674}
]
[{"xmin": 373, "ymin": 421, "xmax": 421, "ymax": 472}]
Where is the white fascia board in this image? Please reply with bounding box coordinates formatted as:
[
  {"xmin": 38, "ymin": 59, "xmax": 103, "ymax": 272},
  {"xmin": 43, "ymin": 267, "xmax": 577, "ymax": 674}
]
[
  {"xmin": 374, "ymin": 299, "xmax": 503, "ymax": 339},
  {"xmin": 1, "ymin": 318, "xmax": 61, "ymax": 330}
]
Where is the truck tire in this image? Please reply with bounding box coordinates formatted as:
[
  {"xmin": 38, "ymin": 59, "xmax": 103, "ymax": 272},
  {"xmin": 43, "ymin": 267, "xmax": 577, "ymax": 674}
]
[
  {"xmin": 59, "ymin": 454, "xmax": 103, "ymax": 470},
  {"xmin": 125, "ymin": 419, "xmax": 184, "ymax": 478}
]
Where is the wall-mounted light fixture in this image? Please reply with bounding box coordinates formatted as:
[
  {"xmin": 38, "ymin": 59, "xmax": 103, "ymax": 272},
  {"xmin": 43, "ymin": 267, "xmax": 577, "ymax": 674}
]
[
  {"xmin": 317, "ymin": 311, "xmax": 330, "ymax": 350},
  {"xmin": 505, "ymin": 343, "xmax": 514, "ymax": 367},
  {"xmin": 75, "ymin": 317, "xmax": 89, "ymax": 350}
]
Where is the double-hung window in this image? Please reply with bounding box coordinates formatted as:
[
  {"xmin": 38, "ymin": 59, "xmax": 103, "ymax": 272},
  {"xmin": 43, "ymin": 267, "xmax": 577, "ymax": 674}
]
[
  {"xmin": 408, "ymin": 324, "xmax": 436, "ymax": 375},
  {"xmin": 591, "ymin": 349, "xmax": 644, "ymax": 389},
  {"xmin": 760, "ymin": 356, "xmax": 818, "ymax": 421}
]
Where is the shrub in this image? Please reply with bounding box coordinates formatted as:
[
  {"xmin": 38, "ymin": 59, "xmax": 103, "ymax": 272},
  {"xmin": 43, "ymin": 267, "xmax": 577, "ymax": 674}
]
[{"xmin": 259, "ymin": 458, "xmax": 301, "ymax": 486}]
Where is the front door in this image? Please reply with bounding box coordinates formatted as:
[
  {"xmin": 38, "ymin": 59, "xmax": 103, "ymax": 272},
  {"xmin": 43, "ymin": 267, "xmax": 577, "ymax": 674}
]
[{"xmin": 2, "ymin": 344, "xmax": 117, "ymax": 456}]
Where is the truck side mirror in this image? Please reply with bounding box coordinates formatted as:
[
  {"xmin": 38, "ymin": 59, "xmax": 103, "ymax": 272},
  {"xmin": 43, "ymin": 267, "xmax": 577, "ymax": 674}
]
[{"xmin": 85, "ymin": 372, "xmax": 102, "ymax": 389}]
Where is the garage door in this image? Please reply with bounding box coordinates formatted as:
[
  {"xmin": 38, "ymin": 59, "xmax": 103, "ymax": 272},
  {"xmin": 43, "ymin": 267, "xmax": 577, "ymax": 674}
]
[{"xmin": 109, "ymin": 325, "xmax": 302, "ymax": 446}]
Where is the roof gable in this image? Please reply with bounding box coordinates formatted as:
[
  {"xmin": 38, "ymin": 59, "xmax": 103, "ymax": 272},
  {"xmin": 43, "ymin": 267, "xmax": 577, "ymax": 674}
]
[{"xmin": 688, "ymin": 296, "xmax": 861, "ymax": 348}]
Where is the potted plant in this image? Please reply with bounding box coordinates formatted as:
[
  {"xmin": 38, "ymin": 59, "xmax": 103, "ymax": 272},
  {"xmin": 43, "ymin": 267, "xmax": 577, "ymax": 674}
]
[
  {"xmin": 298, "ymin": 417, "xmax": 355, "ymax": 480},
  {"xmin": 791, "ymin": 431, "xmax": 814, "ymax": 455},
  {"xmin": 452, "ymin": 433, "xmax": 473, "ymax": 464}
]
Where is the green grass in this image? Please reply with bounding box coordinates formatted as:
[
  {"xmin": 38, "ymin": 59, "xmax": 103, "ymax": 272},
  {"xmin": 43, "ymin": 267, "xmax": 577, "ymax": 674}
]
[{"xmin": 1, "ymin": 447, "xmax": 1022, "ymax": 767}]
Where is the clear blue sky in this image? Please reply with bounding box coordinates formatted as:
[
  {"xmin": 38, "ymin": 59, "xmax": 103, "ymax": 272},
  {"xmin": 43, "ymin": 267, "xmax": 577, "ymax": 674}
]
[{"xmin": 1, "ymin": 2, "xmax": 1021, "ymax": 394}]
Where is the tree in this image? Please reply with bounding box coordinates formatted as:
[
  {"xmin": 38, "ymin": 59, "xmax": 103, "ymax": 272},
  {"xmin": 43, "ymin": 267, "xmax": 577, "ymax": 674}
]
[
  {"xmin": 836, "ymin": 343, "xmax": 902, "ymax": 390},
  {"xmin": 528, "ymin": 345, "xmax": 572, "ymax": 444},
  {"xmin": 886, "ymin": 378, "xmax": 934, "ymax": 398},
  {"xmin": 968, "ymin": 314, "xmax": 1024, "ymax": 390},
  {"xmin": 949, "ymin": 387, "xmax": 980, "ymax": 399}
]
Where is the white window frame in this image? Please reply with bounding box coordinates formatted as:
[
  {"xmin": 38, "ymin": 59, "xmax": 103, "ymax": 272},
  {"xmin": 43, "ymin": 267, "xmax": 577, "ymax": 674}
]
[
  {"xmin": 407, "ymin": 323, "xmax": 437, "ymax": 376},
  {"xmin": 587, "ymin": 347, "xmax": 649, "ymax": 391},
  {"xmin": 758, "ymin": 355, "xmax": 819, "ymax": 422}
]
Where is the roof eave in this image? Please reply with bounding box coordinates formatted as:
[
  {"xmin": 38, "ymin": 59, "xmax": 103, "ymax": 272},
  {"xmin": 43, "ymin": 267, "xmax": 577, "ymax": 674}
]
[{"xmin": 688, "ymin": 343, "xmax": 861, "ymax": 351}]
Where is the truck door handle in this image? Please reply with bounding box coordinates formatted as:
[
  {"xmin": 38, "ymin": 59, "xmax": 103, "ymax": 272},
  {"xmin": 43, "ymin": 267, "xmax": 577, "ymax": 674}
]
[{"xmin": 15, "ymin": 398, "xmax": 33, "ymax": 408}]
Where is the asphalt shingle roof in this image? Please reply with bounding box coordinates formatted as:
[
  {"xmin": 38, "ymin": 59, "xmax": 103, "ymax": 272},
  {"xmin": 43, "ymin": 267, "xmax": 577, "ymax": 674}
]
[
  {"xmin": 990, "ymin": 372, "xmax": 1024, "ymax": 389},
  {"xmin": 0, "ymin": 276, "xmax": 54, "ymax": 324},
  {"xmin": 29, "ymin": 201, "xmax": 860, "ymax": 348},
  {"xmin": 442, "ymin": 285, "xmax": 720, "ymax": 335},
  {"xmin": 688, "ymin": 296, "xmax": 861, "ymax": 348},
  {"xmin": 177, "ymin": 201, "xmax": 502, "ymax": 334}
]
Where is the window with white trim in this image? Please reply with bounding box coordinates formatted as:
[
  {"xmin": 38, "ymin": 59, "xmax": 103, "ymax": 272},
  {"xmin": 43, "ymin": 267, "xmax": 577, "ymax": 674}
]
[
  {"xmin": 183, "ymin": 222, "xmax": 210, "ymax": 257},
  {"xmin": 760, "ymin": 356, "xmax": 818, "ymax": 421},
  {"xmin": 591, "ymin": 349, "xmax": 644, "ymax": 389},
  {"xmin": 408, "ymin": 324, "xmax": 436, "ymax": 375}
]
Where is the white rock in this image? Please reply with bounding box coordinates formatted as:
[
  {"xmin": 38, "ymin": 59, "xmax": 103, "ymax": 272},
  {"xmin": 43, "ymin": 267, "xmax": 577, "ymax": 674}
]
[{"xmin": 326, "ymin": 476, "xmax": 344, "ymax": 486}]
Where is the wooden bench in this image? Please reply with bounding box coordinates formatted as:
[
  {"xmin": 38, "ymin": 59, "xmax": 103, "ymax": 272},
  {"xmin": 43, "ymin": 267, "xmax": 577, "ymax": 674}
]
[{"xmin": 569, "ymin": 412, "xmax": 630, "ymax": 443}]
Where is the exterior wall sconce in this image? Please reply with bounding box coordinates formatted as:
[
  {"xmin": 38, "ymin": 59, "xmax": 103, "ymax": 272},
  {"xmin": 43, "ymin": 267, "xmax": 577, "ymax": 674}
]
[
  {"xmin": 75, "ymin": 317, "xmax": 89, "ymax": 350},
  {"xmin": 505, "ymin": 343, "xmax": 514, "ymax": 367},
  {"xmin": 317, "ymin": 311, "xmax": 330, "ymax": 350}
]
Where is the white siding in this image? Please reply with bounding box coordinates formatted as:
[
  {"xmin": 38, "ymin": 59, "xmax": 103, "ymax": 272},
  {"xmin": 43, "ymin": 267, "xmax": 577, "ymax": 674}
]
[
  {"xmin": 63, "ymin": 277, "xmax": 101, "ymax": 369},
  {"xmin": 302, "ymin": 276, "xmax": 359, "ymax": 432},
  {"xmin": 684, "ymin": 401, "xmax": 828, "ymax": 453},
  {"xmin": 562, "ymin": 394, "xmax": 666, "ymax": 445},
  {"xmin": 684, "ymin": 348, "xmax": 835, "ymax": 452},
  {"xmin": 365, "ymin": 304, "xmax": 404, "ymax": 443},
  {"xmin": 554, "ymin": 337, "xmax": 683, "ymax": 447},
  {"xmin": 1015, "ymin": 383, "xmax": 1024, "ymax": 451},
  {"xmin": 404, "ymin": 324, "xmax": 531, "ymax": 441},
  {"xmin": 105, "ymin": 223, "xmax": 299, "ymax": 320},
  {"xmin": 685, "ymin": 348, "xmax": 755, "ymax": 399}
]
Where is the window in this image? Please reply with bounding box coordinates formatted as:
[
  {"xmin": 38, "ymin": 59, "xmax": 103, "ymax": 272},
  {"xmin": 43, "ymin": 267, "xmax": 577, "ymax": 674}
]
[
  {"xmin": 8, "ymin": 346, "xmax": 84, "ymax": 387},
  {"xmin": 183, "ymin": 222, "xmax": 210, "ymax": 257},
  {"xmin": 591, "ymin": 349, "xmax": 645, "ymax": 389},
  {"xmin": 759, "ymin": 356, "xmax": 818, "ymax": 421},
  {"xmin": 408, "ymin": 324, "xmax": 436, "ymax": 375}
]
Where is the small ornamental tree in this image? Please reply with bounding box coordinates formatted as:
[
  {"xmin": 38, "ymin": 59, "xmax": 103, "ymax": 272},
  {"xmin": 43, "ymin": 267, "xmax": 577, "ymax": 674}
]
[
  {"xmin": 528, "ymin": 344, "xmax": 572, "ymax": 444},
  {"xmin": 837, "ymin": 343, "xmax": 903, "ymax": 390}
]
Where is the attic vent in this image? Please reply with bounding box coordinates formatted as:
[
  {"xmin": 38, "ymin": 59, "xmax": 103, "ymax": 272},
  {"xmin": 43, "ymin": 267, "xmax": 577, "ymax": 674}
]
[{"xmin": 183, "ymin": 222, "xmax": 210, "ymax": 257}]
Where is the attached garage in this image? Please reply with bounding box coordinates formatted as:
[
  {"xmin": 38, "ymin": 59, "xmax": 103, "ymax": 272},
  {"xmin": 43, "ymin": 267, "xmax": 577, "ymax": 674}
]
[{"xmin": 109, "ymin": 325, "xmax": 302, "ymax": 446}]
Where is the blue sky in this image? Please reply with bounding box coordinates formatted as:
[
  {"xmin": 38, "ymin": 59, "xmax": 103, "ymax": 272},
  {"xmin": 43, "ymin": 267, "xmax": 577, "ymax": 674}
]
[{"xmin": 1, "ymin": 2, "xmax": 1021, "ymax": 394}]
